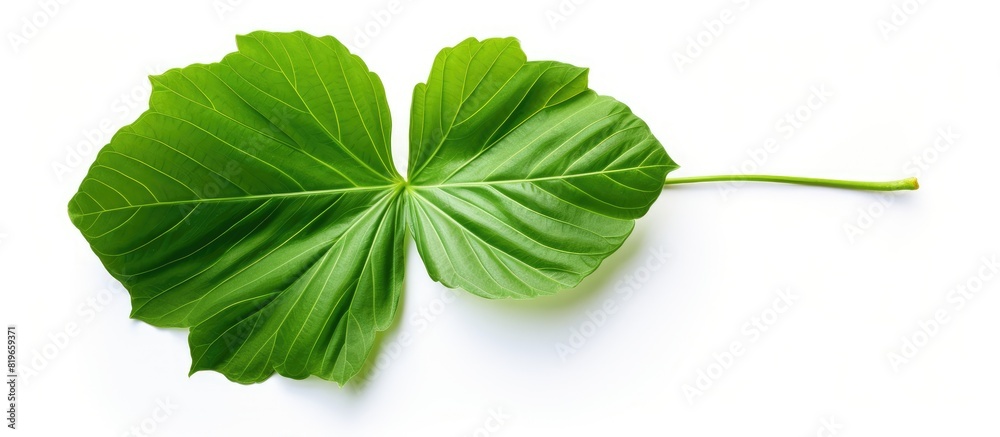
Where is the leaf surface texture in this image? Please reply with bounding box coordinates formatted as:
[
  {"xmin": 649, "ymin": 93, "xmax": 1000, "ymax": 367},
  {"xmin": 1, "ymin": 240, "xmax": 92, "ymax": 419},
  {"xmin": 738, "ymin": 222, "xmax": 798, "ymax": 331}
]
[{"xmin": 69, "ymin": 32, "xmax": 676, "ymax": 384}]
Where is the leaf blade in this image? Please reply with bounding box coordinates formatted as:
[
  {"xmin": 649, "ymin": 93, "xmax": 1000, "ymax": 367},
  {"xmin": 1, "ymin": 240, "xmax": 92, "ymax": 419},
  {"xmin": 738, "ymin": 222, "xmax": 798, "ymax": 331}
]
[
  {"xmin": 69, "ymin": 31, "xmax": 404, "ymax": 384},
  {"xmin": 407, "ymin": 37, "xmax": 677, "ymax": 298}
]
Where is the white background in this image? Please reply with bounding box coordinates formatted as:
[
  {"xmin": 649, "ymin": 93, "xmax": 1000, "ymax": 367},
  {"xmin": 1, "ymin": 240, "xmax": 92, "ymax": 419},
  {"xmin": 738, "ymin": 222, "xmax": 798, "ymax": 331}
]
[{"xmin": 2, "ymin": 0, "xmax": 999, "ymax": 435}]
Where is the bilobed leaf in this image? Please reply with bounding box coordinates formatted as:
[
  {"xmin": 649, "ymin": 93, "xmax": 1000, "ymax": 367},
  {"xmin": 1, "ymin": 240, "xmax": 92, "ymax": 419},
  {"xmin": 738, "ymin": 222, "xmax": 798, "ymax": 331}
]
[
  {"xmin": 407, "ymin": 37, "xmax": 677, "ymax": 298},
  {"xmin": 69, "ymin": 31, "xmax": 405, "ymax": 384},
  {"xmin": 68, "ymin": 31, "xmax": 674, "ymax": 384}
]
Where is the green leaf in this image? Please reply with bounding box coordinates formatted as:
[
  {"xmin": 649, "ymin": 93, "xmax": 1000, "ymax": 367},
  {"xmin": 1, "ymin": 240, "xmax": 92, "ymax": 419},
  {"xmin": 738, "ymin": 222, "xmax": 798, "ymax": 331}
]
[
  {"xmin": 68, "ymin": 32, "xmax": 674, "ymax": 384},
  {"xmin": 69, "ymin": 31, "xmax": 406, "ymax": 384},
  {"xmin": 406, "ymin": 37, "xmax": 677, "ymax": 298}
]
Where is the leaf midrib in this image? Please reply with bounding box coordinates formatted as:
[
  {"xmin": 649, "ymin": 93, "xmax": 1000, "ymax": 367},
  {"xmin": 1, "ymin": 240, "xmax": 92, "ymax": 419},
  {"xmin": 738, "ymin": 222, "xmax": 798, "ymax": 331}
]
[
  {"xmin": 70, "ymin": 184, "xmax": 398, "ymax": 218},
  {"xmin": 408, "ymin": 165, "xmax": 672, "ymax": 190},
  {"xmin": 72, "ymin": 164, "xmax": 672, "ymax": 219}
]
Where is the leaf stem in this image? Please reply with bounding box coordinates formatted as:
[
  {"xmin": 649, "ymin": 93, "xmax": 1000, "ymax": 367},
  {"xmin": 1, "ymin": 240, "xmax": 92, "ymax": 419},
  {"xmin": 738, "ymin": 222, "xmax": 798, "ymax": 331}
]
[{"xmin": 662, "ymin": 175, "xmax": 919, "ymax": 191}]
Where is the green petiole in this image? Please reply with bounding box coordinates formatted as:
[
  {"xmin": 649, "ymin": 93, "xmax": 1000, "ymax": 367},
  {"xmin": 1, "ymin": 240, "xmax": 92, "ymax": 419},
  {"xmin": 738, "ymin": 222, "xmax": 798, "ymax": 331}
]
[{"xmin": 662, "ymin": 175, "xmax": 919, "ymax": 191}]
